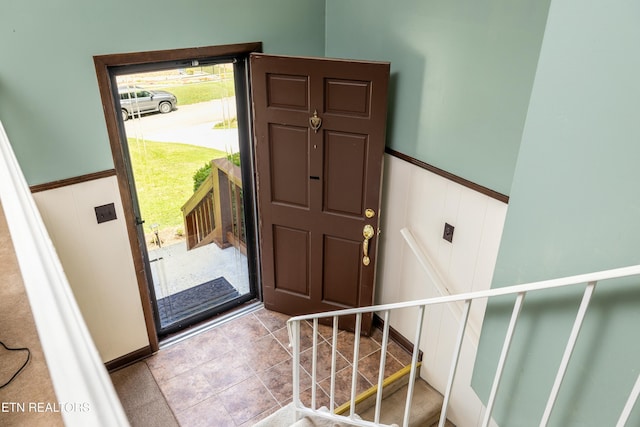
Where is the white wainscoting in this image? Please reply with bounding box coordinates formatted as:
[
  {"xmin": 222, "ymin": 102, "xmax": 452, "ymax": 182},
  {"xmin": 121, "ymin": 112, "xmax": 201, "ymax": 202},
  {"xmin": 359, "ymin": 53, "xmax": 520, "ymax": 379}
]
[
  {"xmin": 376, "ymin": 154, "xmax": 508, "ymax": 427},
  {"xmin": 33, "ymin": 176, "xmax": 149, "ymax": 363}
]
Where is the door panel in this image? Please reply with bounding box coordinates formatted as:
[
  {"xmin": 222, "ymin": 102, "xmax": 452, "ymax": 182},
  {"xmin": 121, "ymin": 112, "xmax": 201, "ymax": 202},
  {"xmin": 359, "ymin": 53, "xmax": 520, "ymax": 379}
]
[
  {"xmin": 273, "ymin": 225, "xmax": 310, "ymax": 297},
  {"xmin": 251, "ymin": 54, "xmax": 389, "ymax": 333},
  {"xmin": 269, "ymin": 124, "xmax": 309, "ymax": 207},
  {"xmin": 322, "ymin": 235, "xmax": 362, "ymax": 307},
  {"xmin": 325, "ymin": 79, "xmax": 371, "ymax": 116},
  {"xmin": 267, "ymin": 74, "xmax": 309, "ymax": 110},
  {"xmin": 324, "ymin": 131, "xmax": 367, "ymax": 216}
]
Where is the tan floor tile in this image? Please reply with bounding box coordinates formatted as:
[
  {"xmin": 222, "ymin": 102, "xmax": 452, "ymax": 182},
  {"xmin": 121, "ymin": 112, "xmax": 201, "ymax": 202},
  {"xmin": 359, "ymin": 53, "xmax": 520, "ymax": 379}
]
[
  {"xmin": 157, "ymin": 369, "xmax": 215, "ymax": 413},
  {"xmin": 197, "ymin": 351, "xmax": 254, "ymax": 394},
  {"xmin": 271, "ymin": 327, "xmax": 293, "ymax": 354},
  {"xmin": 187, "ymin": 327, "xmax": 234, "ymax": 365},
  {"xmin": 257, "ymin": 358, "xmax": 312, "ymax": 404},
  {"xmin": 357, "ymin": 349, "xmax": 405, "ymax": 385},
  {"xmin": 299, "ymin": 341, "xmax": 350, "ymax": 382},
  {"xmin": 318, "ymin": 365, "xmax": 372, "ymax": 408},
  {"xmin": 300, "ymin": 384, "xmax": 331, "ymax": 410},
  {"xmin": 217, "ymin": 376, "xmax": 278, "ymax": 425},
  {"xmin": 370, "ymin": 328, "xmax": 414, "ymax": 366},
  {"xmin": 147, "ymin": 340, "xmax": 202, "ymax": 383},
  {"xmin": 273, "ymin": 320, "xmax": 322, "ymax": 355},
  {"xmin": 253, "ymin": 308, "xmax": 290, "ymax": 332},
  {"xmin": 218, "ymin": 314, "xmax": 270, "ymax": 347},
  {"xmin": 387, "ymin": 340, "xmax": 414, "ymax": 366},
  {"xmin": 145, "ymin": 308, "xmax": 413, "ymax": 426},
  {"xmin": 306, "ymin": 319, "xmax": 337, "ymax": 341},
  {"xmin": 237, "ymin": 404, "xmax": 282, "ymax": 427},
  {"xmin": 240, "ymin": 334, "xmax": 290, "ymax": 373},
  {"xmin": 175, "ymin": 395, "xmax": 235, "ymax": 427},
  {"xmin": 335, "ymin": 330, "xmax": 381, "ymax": 362}
]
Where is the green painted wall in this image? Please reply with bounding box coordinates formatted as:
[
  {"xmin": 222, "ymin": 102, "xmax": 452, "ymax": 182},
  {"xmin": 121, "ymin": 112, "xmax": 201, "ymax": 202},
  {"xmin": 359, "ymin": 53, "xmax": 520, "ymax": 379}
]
[
  {"xmin": 325, "ymin": 0, "xmax": 551, "ymax": 195},
  {"xmin": 3, "ymin": 0, "xmax": 548, "ymax": 194},
  {"xmin": 0, "ymin": 0, "xmax": 325, "ymax": 185},
  {"xmin": 6, "ymin": 1, "xmax": 639, "ymax": 422},
  {"xmin": 472, "ymin": 0, "xmax": 640, "ymax": 425}
]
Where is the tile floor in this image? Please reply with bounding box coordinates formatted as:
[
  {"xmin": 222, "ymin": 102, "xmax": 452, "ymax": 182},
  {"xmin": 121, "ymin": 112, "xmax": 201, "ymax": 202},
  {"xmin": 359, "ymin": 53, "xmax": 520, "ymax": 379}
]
[{"xmin": 142, "ymin": 307, "xmax": 413, "ymax": 427}]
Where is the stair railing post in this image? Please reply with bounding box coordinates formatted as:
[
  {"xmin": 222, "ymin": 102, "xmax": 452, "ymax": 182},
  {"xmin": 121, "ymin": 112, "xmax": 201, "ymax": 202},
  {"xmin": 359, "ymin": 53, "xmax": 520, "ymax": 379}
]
[
  {"xmin": 481, "ymin": 292, "xmax": 526, "ymax": 427},
  {"xmin": 439, "ymin": 299, "xmax": 471, "ymax": 427},
  {"xmin": 349, "ymin": 313, "xmax": 363, "ymax": 419},
  {"xmin": 617, "ymin": 374, "xmax": 640, "ymax": 427},
  {"xmin": 540, "ymin": 281, "xmax": 597, "ymax": 426},
  {"xmin": 330, "ymin": 315, "xmax": 339, "ymax": 413},
  {"xmin": 312, "ymin": 318, "xmax": 319, "ymax": 410},
  {"xmin": 374, "ymin": 310, "xmax": 391, "ymax": 424},
  {"xmin": 403, "ymin": 305, "xmax": 426, "ymax": 427},
  {"xmin": 290, "ymin": 319, "xmax": 302, "ymax": 422}
]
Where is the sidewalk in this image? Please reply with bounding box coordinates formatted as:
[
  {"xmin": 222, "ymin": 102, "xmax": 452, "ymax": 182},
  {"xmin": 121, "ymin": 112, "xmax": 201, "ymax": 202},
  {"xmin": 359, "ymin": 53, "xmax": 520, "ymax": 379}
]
[{"xmin": 148, "ymin": 240, "xmax": 249, "ymax": 299}]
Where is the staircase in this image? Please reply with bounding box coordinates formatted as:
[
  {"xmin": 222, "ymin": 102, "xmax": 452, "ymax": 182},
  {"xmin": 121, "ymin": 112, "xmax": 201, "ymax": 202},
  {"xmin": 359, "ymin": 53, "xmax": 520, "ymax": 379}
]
[
  {"xmin": 333, "ymin": 363, "xmax": 453, "ymax": 427},
  {"xmin": 276, "ymin": 263, "xmax": 640, "ymax": 427},
  {"xmin": 255, "ymin": 368, "xmax": 454, "ymax": 427},
  {"xmin": 359, "ymin": 378, "xmax": 453, "ymax": 427},
  {"xmin": 245, "ymin": 225, "xmax": 640, "ymax": 427}
]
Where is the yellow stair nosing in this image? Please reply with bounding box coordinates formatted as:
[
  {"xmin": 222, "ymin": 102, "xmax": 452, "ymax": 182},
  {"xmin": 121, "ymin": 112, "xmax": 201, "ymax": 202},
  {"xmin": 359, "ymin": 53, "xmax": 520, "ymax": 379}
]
[{"xmin": 334, "ymin": 362, "xmax": 422, "ymax": 415}]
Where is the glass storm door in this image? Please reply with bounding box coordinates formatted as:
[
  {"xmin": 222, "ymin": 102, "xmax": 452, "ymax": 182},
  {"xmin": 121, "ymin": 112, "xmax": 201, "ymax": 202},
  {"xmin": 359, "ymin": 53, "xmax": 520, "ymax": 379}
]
[{"xmin": 114, "ymin": 58, "xmax": 257, "ymax": 336}]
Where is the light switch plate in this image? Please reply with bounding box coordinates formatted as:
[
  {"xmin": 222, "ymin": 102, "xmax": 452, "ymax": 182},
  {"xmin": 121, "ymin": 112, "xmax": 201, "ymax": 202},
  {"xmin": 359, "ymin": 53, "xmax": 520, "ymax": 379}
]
[
  {"xmin": 443, "ymin": 223, "xmax": 454, "ymax": 243},
  {"xmin": 95, "ymin": 203, "xmax": 117, "ymax": 224}
]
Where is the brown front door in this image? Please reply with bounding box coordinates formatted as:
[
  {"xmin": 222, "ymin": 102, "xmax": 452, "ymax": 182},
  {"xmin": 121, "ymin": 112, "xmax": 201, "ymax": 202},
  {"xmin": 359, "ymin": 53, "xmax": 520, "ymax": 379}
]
[{"xmin": 250, "ymin": 54, "xmax": 389, "ymax": 332}]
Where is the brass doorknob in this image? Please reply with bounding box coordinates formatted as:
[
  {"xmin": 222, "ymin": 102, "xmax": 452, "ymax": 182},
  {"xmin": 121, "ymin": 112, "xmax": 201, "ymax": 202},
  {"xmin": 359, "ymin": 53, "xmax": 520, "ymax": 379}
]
[{"xmin": 363, "ymin": 224, "xmax": 374, "ymax": 266}]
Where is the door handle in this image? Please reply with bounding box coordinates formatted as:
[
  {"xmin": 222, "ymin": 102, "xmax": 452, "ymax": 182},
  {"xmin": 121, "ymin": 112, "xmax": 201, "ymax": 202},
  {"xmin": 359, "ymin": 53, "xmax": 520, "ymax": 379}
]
[{"xmin": 362, "ymin": 224, "xmax": 374, "ymax": 266}]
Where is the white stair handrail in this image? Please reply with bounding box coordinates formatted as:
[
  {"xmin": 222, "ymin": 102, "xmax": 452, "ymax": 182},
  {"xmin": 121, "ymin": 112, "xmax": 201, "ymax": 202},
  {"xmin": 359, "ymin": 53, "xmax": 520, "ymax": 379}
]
[
  {"xmin": 290, "ymin": 264, "xmax": 640, "ymax": 322},
  {"xmin": 0, "ymin": 121, "xmax": 129, "ymax": 426},
  {"xmin": 400, "ymin": 227, "xmax": 480, "ymax": 342},
  {"xmin": 287, "ymin": 262, "xmax": 640, "ymax": 427}
]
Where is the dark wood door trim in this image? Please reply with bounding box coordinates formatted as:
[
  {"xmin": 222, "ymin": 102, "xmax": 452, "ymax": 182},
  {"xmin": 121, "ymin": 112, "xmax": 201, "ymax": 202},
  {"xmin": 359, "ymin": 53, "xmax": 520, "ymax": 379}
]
[
  {"xmin": 29, "ymin": 169, "xmax": 117, "ymax": 193},
  {"xmin": 105, "ymin": 345, "xmax": 153, "ymax": 372},
  {"xmin": 385, "ymin": 147, "xmax": 510, "ymax": 204},
  {"xmin": 93, "ymin": 42, "xmax": 262, "ymax": 353},
  {"xmin": 93, "ymin": 42, "xmax": 263, "ymax": 69}
]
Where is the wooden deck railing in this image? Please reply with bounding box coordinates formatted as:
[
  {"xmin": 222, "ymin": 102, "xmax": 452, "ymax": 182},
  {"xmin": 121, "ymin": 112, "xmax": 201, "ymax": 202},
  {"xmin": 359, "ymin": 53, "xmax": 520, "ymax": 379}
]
[{"xmin": 181, "ymin": 157, "xmax": 246, "ymax": 253}]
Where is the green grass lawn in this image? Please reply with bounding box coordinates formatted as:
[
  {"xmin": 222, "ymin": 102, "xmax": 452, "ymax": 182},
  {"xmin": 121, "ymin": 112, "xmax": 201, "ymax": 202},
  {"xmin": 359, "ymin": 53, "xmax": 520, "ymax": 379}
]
[
  {"xmin": 128, "ymin": 138, "xmax": 227, "ymax": 234},
  {"xmin": 162, "ymin": 80, "xmax": 235, "ymax": 105}
]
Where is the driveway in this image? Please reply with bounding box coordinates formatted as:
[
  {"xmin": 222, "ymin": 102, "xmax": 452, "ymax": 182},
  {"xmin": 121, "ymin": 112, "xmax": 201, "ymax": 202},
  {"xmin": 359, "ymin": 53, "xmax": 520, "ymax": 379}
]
[{"xmin": 123, "ymin": 98, "xmax": 239, "ymax": 153}]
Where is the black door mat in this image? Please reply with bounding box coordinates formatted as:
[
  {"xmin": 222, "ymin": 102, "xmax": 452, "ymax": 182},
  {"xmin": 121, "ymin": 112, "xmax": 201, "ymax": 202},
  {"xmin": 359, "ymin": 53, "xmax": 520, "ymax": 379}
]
[{"xmin": 157, "ymin": 277, "xmax": 240, "ymax": 327}]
